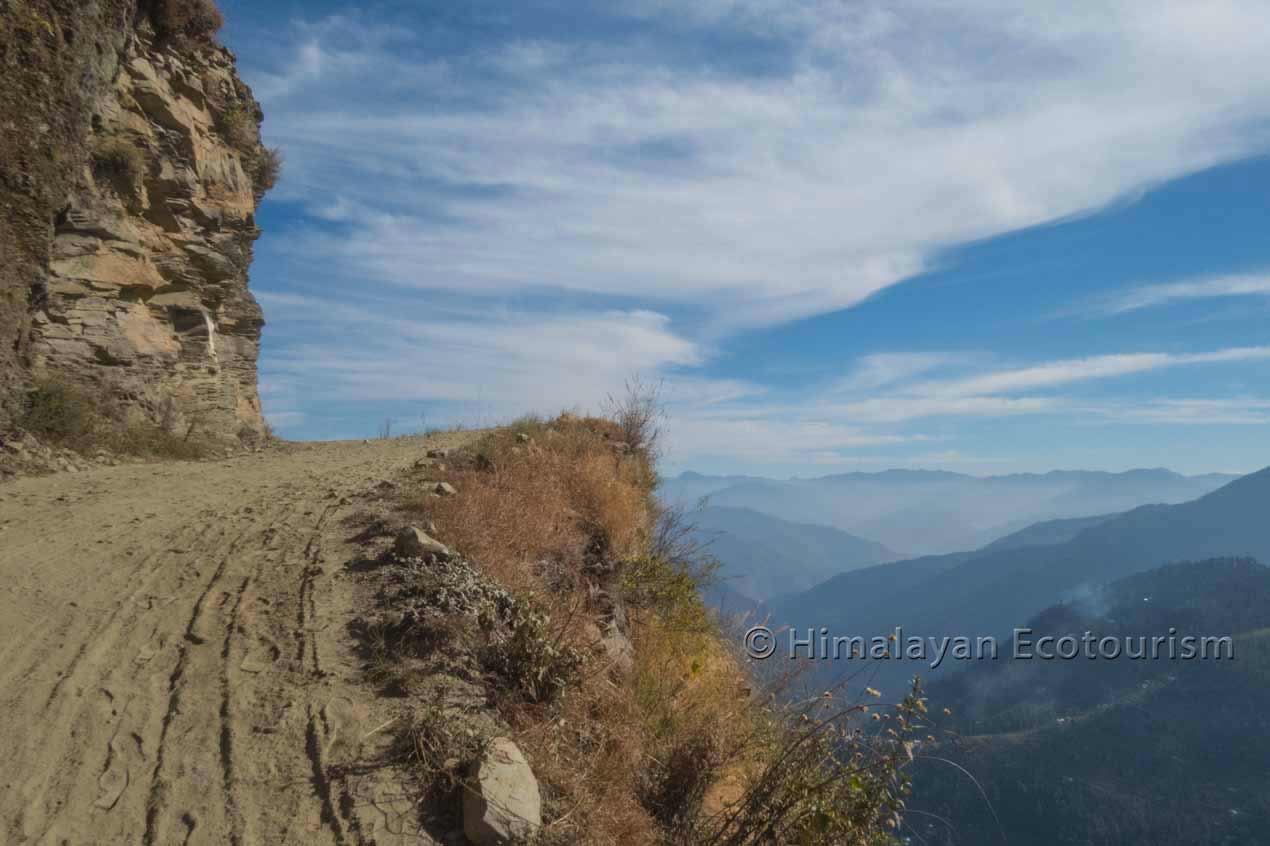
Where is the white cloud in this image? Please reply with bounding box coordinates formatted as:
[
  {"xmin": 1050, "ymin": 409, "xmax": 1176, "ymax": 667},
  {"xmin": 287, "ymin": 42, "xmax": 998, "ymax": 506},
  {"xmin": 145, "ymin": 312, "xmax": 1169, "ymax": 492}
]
[
  {"xmin": 1098, "ymin": 274, "xmax": 1270, "ymax": 314},
  {"xmin": 655, "ymin": 345, "xmax": 1270, "ymax": 463},
  {"xmin": 922, "ymin": 347, "xmax": 1270, "ymax": 397},
  {"xmin": 257, "ymin": 291, "xmax": 702, "ymax": 417},
  {"xmin": 243, "ymin": 4, "xmax": 1270, "ymax": 468},
  {"xmin": 1089, "ymin": 398, "xmax": 1270, "ymax": 425},
  {"xmin": 252, "ymin": 2, "xmax": 1270, "ymax": 332},
  {"xmin": 833, "ymin": 353, "xmax": 974, "ymax": 393}
]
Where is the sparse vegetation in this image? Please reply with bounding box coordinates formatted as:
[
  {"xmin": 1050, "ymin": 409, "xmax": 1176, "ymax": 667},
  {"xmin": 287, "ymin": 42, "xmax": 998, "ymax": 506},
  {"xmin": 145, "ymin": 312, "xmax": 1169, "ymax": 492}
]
[
  {"xmin": 395, "ymin": 704, "xmax": 492, "ymax": 808},
  {"xmin": 368, "ymin": 381, "xmax": 926, "ymax": 845},
  {"xmin": 18, "ymin": 377, "xmax": 215, "ymax": 460}
]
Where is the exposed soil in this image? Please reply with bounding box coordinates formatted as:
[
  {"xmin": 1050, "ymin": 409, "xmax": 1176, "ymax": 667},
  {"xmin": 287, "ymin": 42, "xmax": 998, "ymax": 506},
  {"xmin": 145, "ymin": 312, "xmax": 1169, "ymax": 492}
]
[{"xmin": 0, "ymin": 433, "xmax": 476, "ymax": 846}]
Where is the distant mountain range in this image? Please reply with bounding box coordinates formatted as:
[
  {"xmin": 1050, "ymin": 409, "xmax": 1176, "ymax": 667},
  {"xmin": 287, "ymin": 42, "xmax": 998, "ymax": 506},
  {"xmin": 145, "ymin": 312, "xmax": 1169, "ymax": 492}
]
[
  {"xmin": 661, "ymin": 467, "xmax": 1240, "ymax": 555},
  {"xmin": 769, "ymin": 466, "xmax": 1270, "ymax": 689},
  {"xmin": 684, "ymin": 466, "xmax": 1270, "ymax": 845},
  {"xmin": 687, "ymin": 505, "xmax": 900, "ymax": 603}
]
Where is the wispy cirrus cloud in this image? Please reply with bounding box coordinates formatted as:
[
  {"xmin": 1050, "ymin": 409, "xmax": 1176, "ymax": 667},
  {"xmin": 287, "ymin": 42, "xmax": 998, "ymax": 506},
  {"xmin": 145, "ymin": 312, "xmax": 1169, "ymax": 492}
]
[
  {"xmin": 241, "ymin": 1, "xmax": 1270, "ymax": 470},
  {"xmin": 1094, "ymin": 274, "xmax": 1270, "ymax": 315},
  {"xmin": 253, "ymin": 2, "xmax": 1270, "ymax": 330},
  {"xmin": 656, "ymin": 345, "xmax": 1270, "ymax": 465},
  {"xmin": 919, "ymin": 347, "xmax": 1270, "ymax": 398},
  {"xmin": 1089, "ymin": 398, "xmax": 1270, "ymax": 426}
]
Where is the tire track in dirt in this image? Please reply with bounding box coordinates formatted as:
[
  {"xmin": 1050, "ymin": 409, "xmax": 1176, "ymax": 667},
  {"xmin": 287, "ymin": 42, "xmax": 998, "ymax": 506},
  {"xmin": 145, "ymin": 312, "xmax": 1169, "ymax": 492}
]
[{"xmin": 0, "ymin": 433, "xmax": 477, "ymax": 846}]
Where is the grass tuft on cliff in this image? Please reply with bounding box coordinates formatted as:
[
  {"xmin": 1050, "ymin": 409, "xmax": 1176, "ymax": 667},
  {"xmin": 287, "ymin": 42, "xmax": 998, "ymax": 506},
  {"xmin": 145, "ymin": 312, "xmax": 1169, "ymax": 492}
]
[{"xmin": 382, "ymin": 383, "xmax": 928, "ymax": 845}]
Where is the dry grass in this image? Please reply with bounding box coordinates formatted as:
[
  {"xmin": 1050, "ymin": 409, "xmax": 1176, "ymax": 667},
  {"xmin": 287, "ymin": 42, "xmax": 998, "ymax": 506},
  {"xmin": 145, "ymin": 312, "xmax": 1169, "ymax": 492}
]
[
  {"xmin": 421, "ymin": 415, "xmax": 652, "ymax": 597},
  {"xmin": 396, "ymin": 393, "xmax": 925, "ymax": 845}
]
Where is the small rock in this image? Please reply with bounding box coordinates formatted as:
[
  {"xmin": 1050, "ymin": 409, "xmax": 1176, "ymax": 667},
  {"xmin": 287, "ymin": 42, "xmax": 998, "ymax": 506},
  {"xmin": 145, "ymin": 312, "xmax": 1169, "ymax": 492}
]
[
  {"xmin": 433, "ymin": 482, "xmax": 457, "ymax": 497},
  {"xmin": 463, "ymin": 738, "xmax": 542, "ymax": 845},
  {"xmin": 394, "ymin": 526, "xmax": 452, "ymax": 561}
]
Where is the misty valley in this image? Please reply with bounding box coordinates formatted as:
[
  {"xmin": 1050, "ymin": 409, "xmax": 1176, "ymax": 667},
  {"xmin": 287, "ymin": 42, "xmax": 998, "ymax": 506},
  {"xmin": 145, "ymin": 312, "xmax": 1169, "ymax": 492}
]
[{"xmin": 672, "ymin": 467, "xmax": 1270, "ymax": 846}]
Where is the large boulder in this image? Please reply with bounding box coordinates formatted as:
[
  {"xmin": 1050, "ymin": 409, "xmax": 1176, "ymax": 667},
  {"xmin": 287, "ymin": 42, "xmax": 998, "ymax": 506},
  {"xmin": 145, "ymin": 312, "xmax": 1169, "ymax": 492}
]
[{"xmin": 463, "ymin": 737, "xmax": 542, "ymax": 844}]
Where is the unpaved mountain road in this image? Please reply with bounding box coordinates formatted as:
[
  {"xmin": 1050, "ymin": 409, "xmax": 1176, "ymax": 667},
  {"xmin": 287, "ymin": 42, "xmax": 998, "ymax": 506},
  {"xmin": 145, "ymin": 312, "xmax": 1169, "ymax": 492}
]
[{"xmin": 0, "ymin": 434, "xmax": 475, "ymax": 846}]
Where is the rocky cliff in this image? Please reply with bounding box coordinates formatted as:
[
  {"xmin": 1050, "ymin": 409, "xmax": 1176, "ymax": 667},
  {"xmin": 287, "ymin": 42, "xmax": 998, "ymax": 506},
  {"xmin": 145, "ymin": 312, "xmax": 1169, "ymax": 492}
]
[{"xmin": 0, "ymin": 1, "xmax": 272, "ymax": 442}]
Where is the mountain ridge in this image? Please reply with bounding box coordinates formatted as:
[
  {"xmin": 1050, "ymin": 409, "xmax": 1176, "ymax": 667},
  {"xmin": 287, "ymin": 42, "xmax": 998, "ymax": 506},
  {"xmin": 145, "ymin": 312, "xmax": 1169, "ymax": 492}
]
[
  {"xmin": 771, "ymin": 465, "xmax": 1270, "ymax": 691},
  {"xmin": 661, "ymin": 466, "xmax": 1242, "ymax": 555}
]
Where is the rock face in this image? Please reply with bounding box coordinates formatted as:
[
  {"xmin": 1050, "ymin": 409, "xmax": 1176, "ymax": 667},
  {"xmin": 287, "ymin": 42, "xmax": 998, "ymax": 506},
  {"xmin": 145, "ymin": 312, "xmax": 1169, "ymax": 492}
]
[
  {"xmin": 463, "ymin": 737, "xmax": 543, "ymax": 845},
  {"xmin": 0, "ymin": 2, "xmax": 270, "ymax": 441}
]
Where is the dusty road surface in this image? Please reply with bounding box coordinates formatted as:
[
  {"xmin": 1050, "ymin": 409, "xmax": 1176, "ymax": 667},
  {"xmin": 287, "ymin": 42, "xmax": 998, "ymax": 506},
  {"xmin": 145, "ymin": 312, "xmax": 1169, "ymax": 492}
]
[{"xmin": 0, "ymin": 434, "xmax": 475, "ymax": 846}]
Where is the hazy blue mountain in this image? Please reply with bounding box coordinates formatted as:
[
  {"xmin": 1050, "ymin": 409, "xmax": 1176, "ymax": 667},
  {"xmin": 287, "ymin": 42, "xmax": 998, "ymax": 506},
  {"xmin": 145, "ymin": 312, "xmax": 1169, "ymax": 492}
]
[
  {"xmin": 688, "ymin": 505, "xmax": 901, "ymax": 602},
  {"xmin": 770, "ymin": 467, "xmax": 1270, "ymax": 692},
  {"xmin": 981, "ymin": 512, "xmax": 1120, "ymax": 552},
  {"xmin": 659, "ymin": 468, "xmax": 1239, "ymax": 555}
]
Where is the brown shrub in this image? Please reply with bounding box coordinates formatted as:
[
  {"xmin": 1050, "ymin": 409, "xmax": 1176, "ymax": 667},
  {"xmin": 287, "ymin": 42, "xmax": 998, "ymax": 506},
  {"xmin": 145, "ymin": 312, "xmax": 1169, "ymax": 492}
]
[
  {"xmin": 249, "ymin": 146, "xmax": 283, "ymax": 194},
  {"xmin": 604, "ymin": 376, "xmax": 664, "ymax": 457},
  {"xmin": 91, "ymin": 139, "xmax": 145, "ymax": 183},
  {"xmin": 18, "ymin": 377, "xmax": 215, "ymax": 460},
  {"xmin": 146, "ymin": 0, "xmax": 225, "ymax": 43}
]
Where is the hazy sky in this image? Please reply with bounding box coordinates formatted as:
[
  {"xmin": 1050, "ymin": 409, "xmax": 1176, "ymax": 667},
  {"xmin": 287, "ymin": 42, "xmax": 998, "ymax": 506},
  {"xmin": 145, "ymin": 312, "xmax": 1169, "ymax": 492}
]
[{"xmin": 221, "ymin": 0, "xmax": 1270, "ymax": 476}]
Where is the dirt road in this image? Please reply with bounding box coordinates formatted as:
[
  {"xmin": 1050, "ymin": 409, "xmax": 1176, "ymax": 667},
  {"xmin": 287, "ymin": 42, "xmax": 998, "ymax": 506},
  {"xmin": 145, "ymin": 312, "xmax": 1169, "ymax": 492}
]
[{"xmin": 0, "ymin": 434, "xmax": 474, "ymax": 846}]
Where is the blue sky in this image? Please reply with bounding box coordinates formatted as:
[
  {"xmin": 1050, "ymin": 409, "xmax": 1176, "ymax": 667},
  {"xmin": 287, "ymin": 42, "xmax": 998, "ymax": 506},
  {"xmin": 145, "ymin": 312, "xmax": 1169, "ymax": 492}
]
[{"xmin": 219, "ymin": 0, "xmax": 1270, "ymax": 476}]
